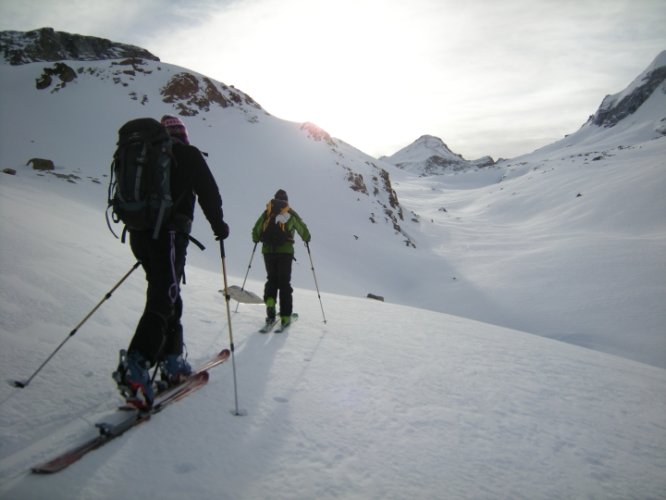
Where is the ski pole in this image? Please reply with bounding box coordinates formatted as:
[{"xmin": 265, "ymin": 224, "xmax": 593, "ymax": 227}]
[
  {"xmin": 305, "ymin": 242, "xmax": 327, "ymax": 324},
  {"xmin": 234, "ymin": 242, "xmax": 258, "ymax": 313},
  {"xmin": 219, "ymin": 240, "xmax": 245, "ymax": 416},
  {"xmin": 11, "ymin": 261, "xmax": 142, "ymax": 388}
]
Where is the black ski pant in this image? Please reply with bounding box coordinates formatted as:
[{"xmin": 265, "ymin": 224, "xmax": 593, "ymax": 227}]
[
  {"xmin": 128, "ymin": 230, "xmax": 189, "ymax": 365},
  {"xmin": 263, "ymin": 253, "xmax": 294, "ymax": 317}
]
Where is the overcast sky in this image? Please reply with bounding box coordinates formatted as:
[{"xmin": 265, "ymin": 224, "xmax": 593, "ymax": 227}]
[{"xmin": 2, "ymin": 0, "xmax": 665, "ymax": 159}]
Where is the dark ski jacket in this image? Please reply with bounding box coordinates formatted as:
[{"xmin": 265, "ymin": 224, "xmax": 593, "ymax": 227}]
[{"xmin": 170, "ymin": 140, "xmax": 227, "ymax": 239}]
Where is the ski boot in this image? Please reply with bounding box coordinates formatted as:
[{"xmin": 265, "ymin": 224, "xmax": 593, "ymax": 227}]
[
  {"xmin": 265, "ymin": 297, "xmax": 277, "ymax": 325},
  {"xmin": 159, "ymin": 354, "xmax": 192, "ymax": 389},
  {"xmin": 112, "ymin": 349, "xmax": 154, "ymax": 410},
  {"xmin": 280, "ymin": 315, "xmax": 292, "ymax": 327}
]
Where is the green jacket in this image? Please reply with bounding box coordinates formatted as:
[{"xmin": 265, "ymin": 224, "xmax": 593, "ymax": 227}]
[{"xmin": 252, "ymin": 204, "xmax": 311, "ymax": 254}]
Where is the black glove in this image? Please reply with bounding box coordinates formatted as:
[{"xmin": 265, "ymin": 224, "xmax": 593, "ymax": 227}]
[{"xmin": 215, "ymin": 222, "xmax": 230, "ymax": 240}]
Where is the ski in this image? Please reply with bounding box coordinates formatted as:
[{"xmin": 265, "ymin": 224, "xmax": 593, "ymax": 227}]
[
  {"xmin": 31, "ymin": 349, "xmax": 230, "ymax": 474},
  {"xmin": 259, "ymin": 318, "xmax": 279, "ymax": 334},
  {"xmin": 274, "ymin": 313, "xmax": 299, "ymax": 333},
  {"xmin": 31, "ymin": 372, "xmax": 208, "ymax": 474},
  {"xmin": 185, "ymin": 348, "xmax": 230, "ymax": 376}
]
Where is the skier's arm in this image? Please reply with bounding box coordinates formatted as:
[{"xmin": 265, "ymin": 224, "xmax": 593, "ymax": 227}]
[
  {"xmin": 290, "ymin": 210, "xmax": 311, "ymax": 243},
  {"xmin": 252, "ymin": 214, "xmax": 265, "ymax": 243},
  {"xmin": 189, "ymin": 148, "xmax": 228, "ymax": 239}
]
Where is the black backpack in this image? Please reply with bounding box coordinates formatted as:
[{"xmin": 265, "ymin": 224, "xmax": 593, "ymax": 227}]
[
  {"xmin": 260, "ymin": 199, "xmax": 292, "ymax": 246},
  {"xmin": 107, "ymin": 118, "xmax": 176, "ymax": 239}
]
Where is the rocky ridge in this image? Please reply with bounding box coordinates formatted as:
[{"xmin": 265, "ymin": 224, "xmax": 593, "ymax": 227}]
[
  {"xmin": 589, "ymin": 51, "xmax": 666, "ymax": 129},
  {"xmin": 0, "ymin": 27, "xmax": 159, "ymax": 65}
]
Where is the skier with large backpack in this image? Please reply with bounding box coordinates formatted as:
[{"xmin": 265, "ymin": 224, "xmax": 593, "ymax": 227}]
[
  {"xmin": 108, "ymin": 115, "xmax": 229, "ymax": 409},
  {"xmin": 252, "ymin": 189, "xmax": 311, "ymax": 329}
]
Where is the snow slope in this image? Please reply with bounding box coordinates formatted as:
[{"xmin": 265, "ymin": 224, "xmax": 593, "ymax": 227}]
[
  {"xmin": 395, "ymin": 137, "xmax": 666, "ymax": 368},
  {"xmin": 0, "ymin": 172, "xmax": 665, "ymax": 499},
  {"xmin": 1, "ymin": 47, "xmax": 665, "ymax": 370},
  {"xmin": 0, "ymin": 54, "xmax": 419, "ymax": 297},
  {"xmin": 389, "ymin": 50, "xmax": 666, "ymax": 368},
  {"xmin": 0, "ymin": 35, "xmax": 665, "ymax": 497}
]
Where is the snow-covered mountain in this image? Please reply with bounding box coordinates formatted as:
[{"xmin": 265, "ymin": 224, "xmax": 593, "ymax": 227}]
[
  {"xmin": 589, "ymin": 50, "xmax": 666, "ymax": 131},
  {"xmin": 0, "ymin": 27, "xmax": 418, "ymax": 290},
  {"xmin": 1, "ymin": 28, "xmax": 664, "ymax": 370},
  {"xmin": 382, "ymin": 134, "xmax": 495, "ymax": 175},
  {"xmin": 385, "ymin": 50, "xmax": 666, "ymax": 175},
  {"xmin": 1, "ymin": 29, "xmax": 665, "ymax": 369},
  {"xmin": 1, "ymin": 29, "xmax": 665, "ymax": 499},
  {"xmin": 529, "ymin": 49, "xmax": 666, "ymax": 156}
]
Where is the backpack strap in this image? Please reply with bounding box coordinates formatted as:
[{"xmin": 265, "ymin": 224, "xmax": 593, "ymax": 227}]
[
  {"xmin": 187, "ymin": 234, "xmax": 205, "ymax": 251},
  {"xmin": 105, "ymin": 158, "xmax": 120, "ymax": 239},
  {"xmin": 261, "ymin": 200, "xmax": 273, "ymax": 234}
]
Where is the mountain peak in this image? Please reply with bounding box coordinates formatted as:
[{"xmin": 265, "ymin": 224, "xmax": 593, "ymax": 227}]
[
  {"xmin": 0, "ymin": 27, "xmax": 159, "ymax": 65},
  {"xmin": 413, "ymin": 134, "xmax": 454, "ymax": 152},
  {"xmin": 589, "ymin": 50, "xmax": 666, "ymax": 128},
  {"xmin": 382, "ymin": 134, "xmax": 494, "ymax": 175}
]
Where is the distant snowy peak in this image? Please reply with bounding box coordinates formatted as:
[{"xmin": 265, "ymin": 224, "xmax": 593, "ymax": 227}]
[
  {"xmin": 527, "ymin": 50, "xmax": 666, "ymax": 157},
  {"xmin": 588, "ymin": 50, "xmax": 666, "ymax": 129},
  {"xmin": 381, "ymin": 134, "xmax": 494, "ymax": 176},
  {"xmin": 0, "ymin": 27, "xmax": 159, "ymax": 65}
]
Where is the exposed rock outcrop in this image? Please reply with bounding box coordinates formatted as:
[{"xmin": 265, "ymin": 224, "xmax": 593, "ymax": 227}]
[
  {"xmin": 26, "ymin": 158, "xmax": 54, "ymax": 171},
  {"xmin": 590, "ymin": 65, "xmax": 666, "ymax": 128},
  {"xmin": 1, "ymin": 27, "xmax": 159, "ymax": 65}
]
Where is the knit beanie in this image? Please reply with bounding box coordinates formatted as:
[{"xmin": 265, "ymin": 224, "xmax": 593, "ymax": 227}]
[
  {"xmin": 161, "ymin": 115, "xmax": 189, "ymax": 144},
  {"xmin": 274, "ymin": 189, "xmax": 288, "ymax": 201}
]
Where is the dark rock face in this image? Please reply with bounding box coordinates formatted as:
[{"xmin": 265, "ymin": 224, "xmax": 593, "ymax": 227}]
[
  {"xmin": 591, "ymin": 66, "xmax": 666, "ymax": 128},
  {"xmin": 0, "ymin": 27, "xmax": 159, "ymax": 65}
]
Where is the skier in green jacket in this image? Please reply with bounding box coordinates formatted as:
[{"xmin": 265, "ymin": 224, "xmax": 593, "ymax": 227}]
[{"xmin": 252, "ymin": 189, "xmax": 311, "ymax": 327}]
